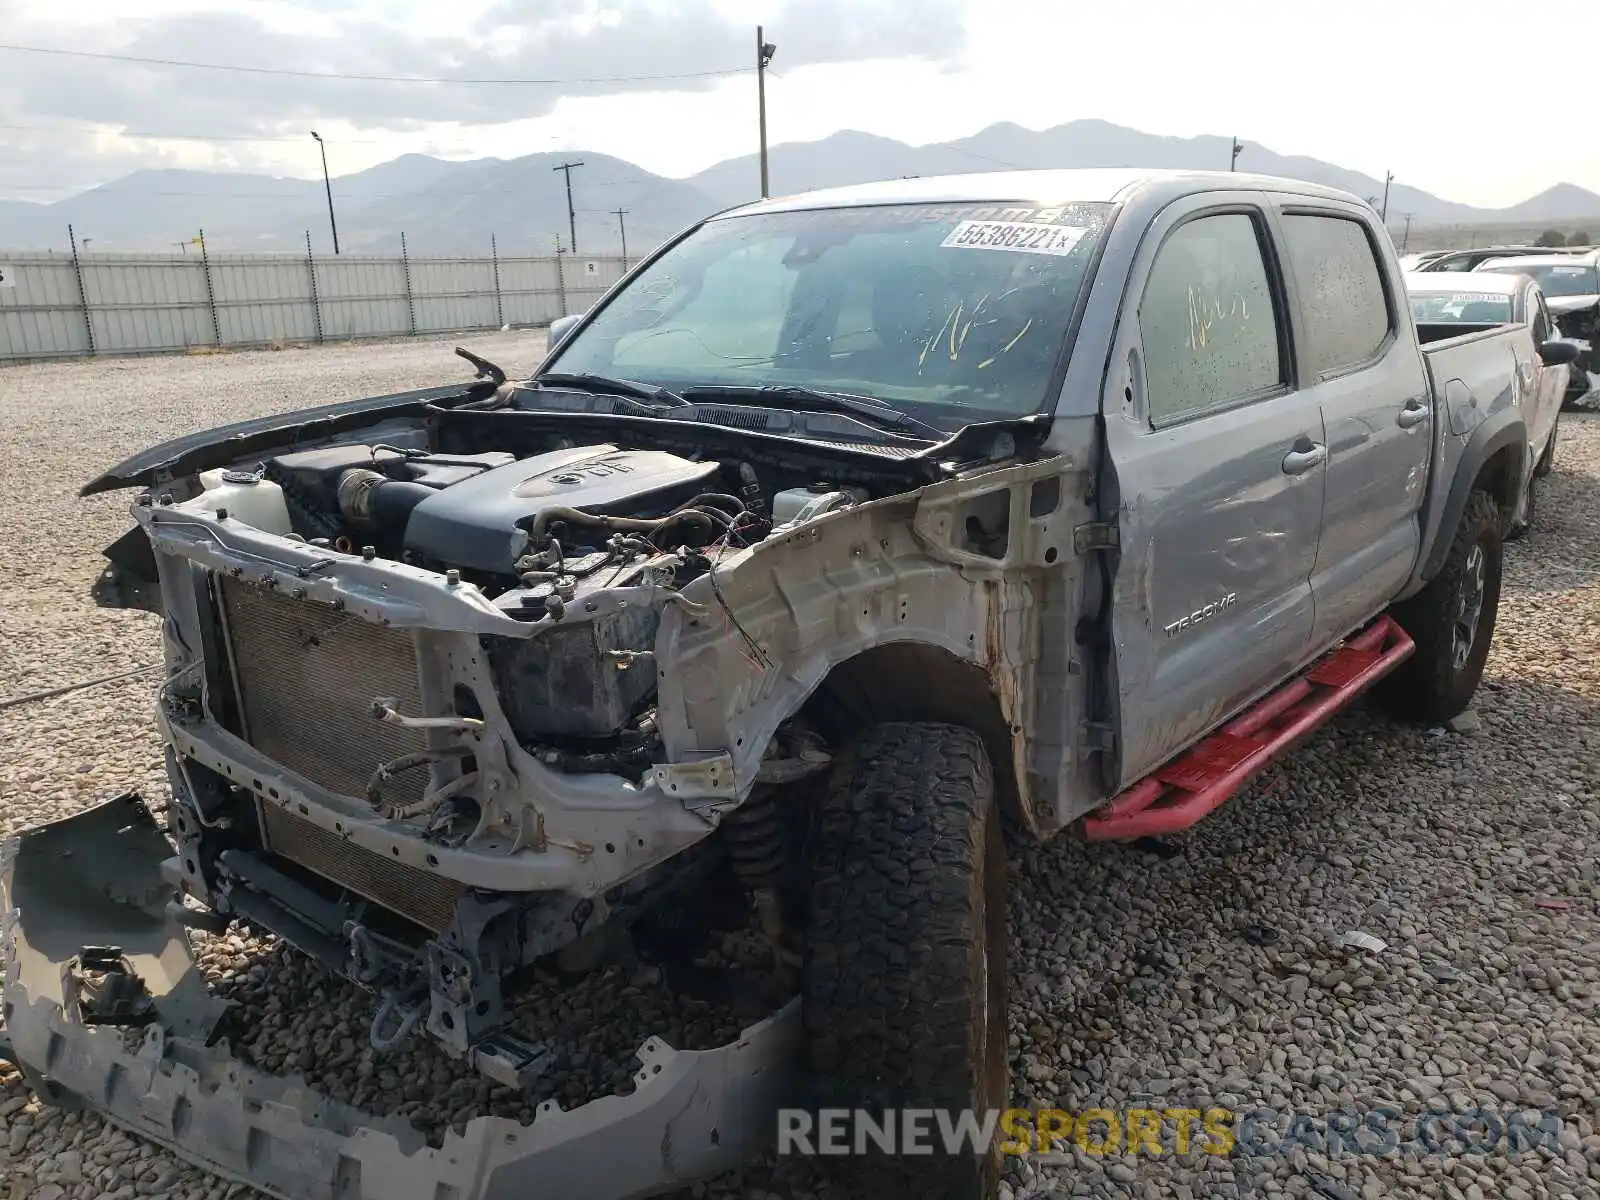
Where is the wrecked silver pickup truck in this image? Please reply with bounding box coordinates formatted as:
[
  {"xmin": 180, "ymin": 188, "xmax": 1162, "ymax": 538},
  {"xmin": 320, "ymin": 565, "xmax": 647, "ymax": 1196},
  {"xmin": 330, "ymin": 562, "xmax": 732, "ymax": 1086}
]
[{"xmin": 2, "ymin": 168, "xmax": 1559, "ymax": 1200}]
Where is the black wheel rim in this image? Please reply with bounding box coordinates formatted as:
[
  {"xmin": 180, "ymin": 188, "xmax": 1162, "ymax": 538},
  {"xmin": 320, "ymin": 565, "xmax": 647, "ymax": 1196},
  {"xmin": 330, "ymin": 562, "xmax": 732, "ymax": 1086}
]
[{"xmin": 1452, "ymin": 542, "xmax": 1486, "ymax": 671}]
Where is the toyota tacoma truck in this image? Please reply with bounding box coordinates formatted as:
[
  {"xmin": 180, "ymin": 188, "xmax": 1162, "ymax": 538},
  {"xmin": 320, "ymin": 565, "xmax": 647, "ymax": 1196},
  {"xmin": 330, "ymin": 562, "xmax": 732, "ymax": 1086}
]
[{"xmin": 1, "ymin": 168, "xmax": 1569, "ymax": 1200}]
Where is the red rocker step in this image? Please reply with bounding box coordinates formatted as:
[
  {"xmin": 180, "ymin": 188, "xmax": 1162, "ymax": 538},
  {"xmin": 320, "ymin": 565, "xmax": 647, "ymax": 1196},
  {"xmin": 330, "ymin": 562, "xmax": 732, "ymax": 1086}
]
[{"xmin": 1081, "ymin": 615, "xmax": 1416, "ymax": 841}]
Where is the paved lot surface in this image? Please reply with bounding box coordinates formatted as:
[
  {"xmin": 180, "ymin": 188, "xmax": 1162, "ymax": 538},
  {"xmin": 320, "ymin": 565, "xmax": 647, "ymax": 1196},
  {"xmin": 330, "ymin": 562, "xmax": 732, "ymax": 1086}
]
[{"xmin": 1, "ymin": 338, "xmax": 1598, "ymax": 1200}]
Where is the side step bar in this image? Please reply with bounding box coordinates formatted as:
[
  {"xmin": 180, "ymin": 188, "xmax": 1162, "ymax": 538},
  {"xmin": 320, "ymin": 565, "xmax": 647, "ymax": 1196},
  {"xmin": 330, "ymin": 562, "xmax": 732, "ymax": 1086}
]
[{"xmin": 1082, "ymin": 615, "xmax": 1415, "ymax": 841}]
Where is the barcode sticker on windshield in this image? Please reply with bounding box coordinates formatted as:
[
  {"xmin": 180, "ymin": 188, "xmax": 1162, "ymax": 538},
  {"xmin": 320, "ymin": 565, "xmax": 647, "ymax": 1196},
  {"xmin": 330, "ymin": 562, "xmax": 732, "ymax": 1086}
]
[{"xmin": 941, "ymin": 220, "xmax": 1088, "ymax": 256}]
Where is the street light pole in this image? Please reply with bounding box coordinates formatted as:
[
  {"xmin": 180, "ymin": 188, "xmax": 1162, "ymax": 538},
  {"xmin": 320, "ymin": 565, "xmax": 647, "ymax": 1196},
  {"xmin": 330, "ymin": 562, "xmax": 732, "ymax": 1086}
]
[
  {"xmin": 1230, "ymin": 137, "xmax": 1242, "ymax": 171},
  {"xmin": 553, "ymin": 160, "xmax": 585, "ymax": 254},
  {"xmin": 757, "ymin": 27, "xmax": 776, "ymax": 198},
  {"xmin": 310, "ymin": 131, "xmax": 340, "ymax": 255}
]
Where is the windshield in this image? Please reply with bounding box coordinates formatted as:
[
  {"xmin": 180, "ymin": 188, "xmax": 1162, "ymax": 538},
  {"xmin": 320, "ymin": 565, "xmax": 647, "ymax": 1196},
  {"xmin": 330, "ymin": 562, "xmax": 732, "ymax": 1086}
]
[
  {"xmin": 1489, "ymin": 263, "xmax": 1600, "ymax": 298},
  {"xmin": 1408, "ymin": 291, "xmax": 1514, "ymax": 323},
  {"xmin": 545, "ymin": 200, "xmax": 1114, "ymax": 423}
]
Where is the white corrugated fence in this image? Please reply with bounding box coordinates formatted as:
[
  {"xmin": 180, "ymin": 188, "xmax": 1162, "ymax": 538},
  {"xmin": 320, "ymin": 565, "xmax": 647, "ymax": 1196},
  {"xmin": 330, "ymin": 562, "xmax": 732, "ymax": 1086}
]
[{"xmin": 0, "ymin": 248, "xmax": 627, "ymax": 362}]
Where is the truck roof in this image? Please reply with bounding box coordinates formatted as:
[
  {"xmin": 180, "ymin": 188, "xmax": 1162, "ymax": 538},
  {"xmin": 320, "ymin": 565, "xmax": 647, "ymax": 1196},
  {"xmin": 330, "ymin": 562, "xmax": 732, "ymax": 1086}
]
[{"xmin": 713, "ymin": 168, "xmax": 1368, "ymax": 217}]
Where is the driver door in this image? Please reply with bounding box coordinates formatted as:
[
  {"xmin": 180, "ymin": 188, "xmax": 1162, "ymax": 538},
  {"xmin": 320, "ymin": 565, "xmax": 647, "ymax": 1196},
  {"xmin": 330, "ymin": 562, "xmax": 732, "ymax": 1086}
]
[{"xmin": 1100, "ymin": 198, "xmax": 1325, "ymax": 786}]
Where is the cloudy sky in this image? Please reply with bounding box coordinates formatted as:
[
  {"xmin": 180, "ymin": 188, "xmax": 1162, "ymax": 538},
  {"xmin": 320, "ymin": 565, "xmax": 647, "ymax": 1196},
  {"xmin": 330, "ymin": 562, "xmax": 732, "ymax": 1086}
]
[{"xmin": 0, "ymin": 0, "xmax": 1591, "ymax": 208}]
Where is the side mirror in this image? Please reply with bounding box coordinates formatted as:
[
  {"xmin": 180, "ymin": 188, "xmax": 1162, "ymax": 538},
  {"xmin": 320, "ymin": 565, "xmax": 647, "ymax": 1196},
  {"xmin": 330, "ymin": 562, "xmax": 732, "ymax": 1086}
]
[
  {"xmin": 1538, "ymin": 339, "xmax": 1581, "ymax": 366},
  {"xmin": 548, "ymin": 313, "xmax": 584, "ymax": 348}
]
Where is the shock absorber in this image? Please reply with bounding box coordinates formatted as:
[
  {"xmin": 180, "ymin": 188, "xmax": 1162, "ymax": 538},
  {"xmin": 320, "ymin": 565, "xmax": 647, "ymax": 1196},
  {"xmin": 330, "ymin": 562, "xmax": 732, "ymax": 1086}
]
[
  {"xmin": 724, "ymin": 789, "xmax": 784, "ymax": 886},
  {"xmin": 721, "ymin": 788, "xmax": 789, "ymax": 949}
]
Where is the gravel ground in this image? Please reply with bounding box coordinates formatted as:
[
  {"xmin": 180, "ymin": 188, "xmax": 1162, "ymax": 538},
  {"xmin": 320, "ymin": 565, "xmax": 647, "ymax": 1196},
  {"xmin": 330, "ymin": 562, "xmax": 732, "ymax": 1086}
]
[{"xmin": 1, "ymin": 339, "xmax": 1598, "ymax": 1200}]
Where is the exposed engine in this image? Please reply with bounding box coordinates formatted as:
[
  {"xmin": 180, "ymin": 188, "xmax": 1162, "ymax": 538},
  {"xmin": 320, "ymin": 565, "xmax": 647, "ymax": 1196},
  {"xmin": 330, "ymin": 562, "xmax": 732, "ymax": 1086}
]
[{"xmin": 171, "ymin": 437, "xmax": 869, "ymax": 764}]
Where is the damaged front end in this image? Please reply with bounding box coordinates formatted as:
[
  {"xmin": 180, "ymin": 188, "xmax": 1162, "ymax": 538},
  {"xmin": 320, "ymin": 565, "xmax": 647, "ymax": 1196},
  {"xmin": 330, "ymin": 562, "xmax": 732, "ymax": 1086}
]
[
  {"xmin": 1, "ymin": 794, "xmax": 800, "ymax": 1200},
  {"xmin": 13, "ymin": 342, "xmax": 1101, "ymax": 1195}
]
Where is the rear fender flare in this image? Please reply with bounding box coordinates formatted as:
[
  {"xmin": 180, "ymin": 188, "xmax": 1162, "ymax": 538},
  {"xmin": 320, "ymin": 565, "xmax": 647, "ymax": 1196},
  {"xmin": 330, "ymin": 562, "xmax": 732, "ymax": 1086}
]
[{"xmin": 1412, "ymin": 410, "xmax": 1524, "ymax": 590}]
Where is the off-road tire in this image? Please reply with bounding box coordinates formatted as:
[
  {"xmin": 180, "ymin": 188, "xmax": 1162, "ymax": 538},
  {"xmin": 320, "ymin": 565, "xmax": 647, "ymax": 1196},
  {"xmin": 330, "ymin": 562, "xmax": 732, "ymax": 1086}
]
[
  {"xmin": 1377, "ymin": 489, "xmax": 1502, "ymax": 723},
  {"xmin": 803, "ymin": 722, "xmax": 1008, "ymax": 1200}
]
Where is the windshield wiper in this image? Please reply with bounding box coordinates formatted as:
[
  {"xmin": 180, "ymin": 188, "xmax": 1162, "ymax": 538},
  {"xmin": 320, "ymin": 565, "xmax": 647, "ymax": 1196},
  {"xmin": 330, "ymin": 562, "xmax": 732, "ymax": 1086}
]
[
  {"xmin": 680, "ymin": 384, "xmax": 942, "ymax": 440},
  {"xmin": 534, "ymin": 372, "xmax": 689, "ymax": 410}
]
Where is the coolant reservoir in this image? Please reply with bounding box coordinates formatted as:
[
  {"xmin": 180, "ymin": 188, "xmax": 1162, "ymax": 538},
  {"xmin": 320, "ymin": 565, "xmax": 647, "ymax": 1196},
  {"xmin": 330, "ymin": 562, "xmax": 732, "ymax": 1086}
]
[{"xmin": 179, "ymin": 468, "xmax": 293, "ymax": 535}]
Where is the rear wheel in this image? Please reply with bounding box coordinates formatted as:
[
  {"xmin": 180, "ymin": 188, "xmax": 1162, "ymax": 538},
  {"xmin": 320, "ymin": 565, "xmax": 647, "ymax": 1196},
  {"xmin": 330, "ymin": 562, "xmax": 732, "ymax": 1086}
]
[
  {"xmin": 804, "ymin": 721, "xmax": 1008, "ymax": 1200},
  {"xmin": 1378, "ymin": 489, "xmax": 1502, "ymax": 723}
]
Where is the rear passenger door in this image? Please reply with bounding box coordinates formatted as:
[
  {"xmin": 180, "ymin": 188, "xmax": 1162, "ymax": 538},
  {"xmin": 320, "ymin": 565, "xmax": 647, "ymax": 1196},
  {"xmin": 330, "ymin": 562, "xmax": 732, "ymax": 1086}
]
[
  {"xmin": 1103, "ymin": 199, "xmax": 1325, "ymax": 786},
  {"xmin": 1273, "ymin": 206, "xmax": 1433, "ymax": 646}
]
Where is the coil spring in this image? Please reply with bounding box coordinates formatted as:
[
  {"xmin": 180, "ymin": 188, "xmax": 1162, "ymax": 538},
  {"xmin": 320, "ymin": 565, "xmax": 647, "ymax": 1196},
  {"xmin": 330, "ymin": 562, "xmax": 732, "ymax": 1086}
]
[{"xmin": 722, "ymin": 789, "xmax": 785, "ymax": 891}]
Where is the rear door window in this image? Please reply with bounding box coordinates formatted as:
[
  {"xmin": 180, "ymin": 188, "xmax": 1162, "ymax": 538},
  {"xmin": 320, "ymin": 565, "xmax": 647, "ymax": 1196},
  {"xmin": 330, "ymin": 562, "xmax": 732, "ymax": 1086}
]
[
  {"xmin": 1137, "ymin": 211, "xmax": 1285, "ymax": 426},
  {"xmin": 1281, "ymin": 213, "xmax": 1394, "ymax": 378}
]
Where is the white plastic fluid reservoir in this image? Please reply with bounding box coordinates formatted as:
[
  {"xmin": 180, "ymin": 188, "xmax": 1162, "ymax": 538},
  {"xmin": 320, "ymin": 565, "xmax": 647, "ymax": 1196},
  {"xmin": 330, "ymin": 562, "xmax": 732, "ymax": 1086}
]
[{"xmin": 179, "ymin": 468, "xmax": 293, "ymax": 536}]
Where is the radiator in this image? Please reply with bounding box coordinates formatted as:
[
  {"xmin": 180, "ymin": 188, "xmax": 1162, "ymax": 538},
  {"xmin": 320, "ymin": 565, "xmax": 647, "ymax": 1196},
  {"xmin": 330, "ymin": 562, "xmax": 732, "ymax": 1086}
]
[
  {"xmin": 257, "ymin": 800, "xmax": 465, "ymax": 932},
  {"xmin": 218, "ymin": 574, "xmax": 427, "ymax": 811}
]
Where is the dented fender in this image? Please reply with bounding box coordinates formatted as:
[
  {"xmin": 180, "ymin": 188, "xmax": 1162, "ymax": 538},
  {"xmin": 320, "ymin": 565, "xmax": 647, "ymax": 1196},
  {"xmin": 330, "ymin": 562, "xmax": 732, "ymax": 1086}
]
[{"xmin": 652, "ymin": 450, "xmax": 1101, "ymax": 836}]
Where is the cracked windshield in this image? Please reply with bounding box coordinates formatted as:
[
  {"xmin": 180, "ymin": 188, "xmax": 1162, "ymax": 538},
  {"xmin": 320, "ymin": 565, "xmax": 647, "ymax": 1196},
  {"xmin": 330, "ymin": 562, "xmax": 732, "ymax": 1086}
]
[{"xmin": 548, "ymin": 201, "xmax": 1113, "ymax": 423}]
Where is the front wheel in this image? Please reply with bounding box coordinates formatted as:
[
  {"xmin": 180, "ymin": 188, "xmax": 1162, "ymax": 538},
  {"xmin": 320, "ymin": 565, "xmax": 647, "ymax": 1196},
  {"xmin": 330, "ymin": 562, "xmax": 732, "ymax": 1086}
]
[
  {"xmin": 1377, "ymin": 489, "xmax": 1503, "ymax": 723},
  {"xmin": 804, "ymin": 722, "xmax": 1008, "ymax": 1199}
]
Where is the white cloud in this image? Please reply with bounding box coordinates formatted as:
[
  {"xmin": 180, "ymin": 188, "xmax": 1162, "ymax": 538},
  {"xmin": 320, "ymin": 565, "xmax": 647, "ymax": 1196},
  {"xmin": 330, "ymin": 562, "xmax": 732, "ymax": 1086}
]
[{"xmin": 0, "ymin": 0, "xmax": 1594, "ymax": 208}]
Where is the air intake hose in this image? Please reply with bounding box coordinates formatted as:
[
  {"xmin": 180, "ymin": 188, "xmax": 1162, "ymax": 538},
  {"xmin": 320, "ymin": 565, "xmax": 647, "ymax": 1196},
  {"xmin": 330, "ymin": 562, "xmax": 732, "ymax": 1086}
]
[{"xmin": 337, "ymin": 469, "xmax": 434, "ymax": 530}]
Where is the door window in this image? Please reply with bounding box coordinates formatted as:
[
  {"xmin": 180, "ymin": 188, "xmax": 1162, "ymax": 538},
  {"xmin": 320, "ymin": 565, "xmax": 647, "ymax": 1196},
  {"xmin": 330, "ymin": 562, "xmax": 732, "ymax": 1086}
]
[
  {"xmin": 1138, "ymin": 212, "xmax": 1285, "ymax": 425},
  {"xmin": 1280, "ymin": 213, "xmax": 1394, "ymax": 377}
]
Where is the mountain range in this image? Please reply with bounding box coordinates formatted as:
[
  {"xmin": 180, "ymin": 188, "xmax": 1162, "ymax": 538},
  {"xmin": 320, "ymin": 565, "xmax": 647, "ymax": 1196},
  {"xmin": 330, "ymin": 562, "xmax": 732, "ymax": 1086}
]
[{"xmin": 5, "ymin": 119, "xmax": 1600, "ymax": 256}]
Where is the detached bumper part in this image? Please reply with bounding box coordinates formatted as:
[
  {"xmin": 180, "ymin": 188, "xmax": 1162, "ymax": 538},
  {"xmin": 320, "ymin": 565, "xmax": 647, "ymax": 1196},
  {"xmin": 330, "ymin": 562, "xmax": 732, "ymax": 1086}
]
[{"xmin": 1, "ymin": 794, "xmax": 800, "ymax": 1200}]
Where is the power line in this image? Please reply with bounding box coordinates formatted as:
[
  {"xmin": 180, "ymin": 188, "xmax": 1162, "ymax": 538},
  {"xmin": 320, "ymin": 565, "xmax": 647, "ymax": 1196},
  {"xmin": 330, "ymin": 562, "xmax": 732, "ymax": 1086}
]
[
  {"xmin": 0, "ymin": 42, "xmax": 746, "ymax": 85},
  {"xmin": 940, "ymin": 144, "xmax": 1029, "ymax": 171},
  {"xmin": 0, "ymin": 122, "xmax": 389, "ymax": 144},
  {"xmin": 4, "ymin": 177, "xmax": 693, "ymax": 198}
]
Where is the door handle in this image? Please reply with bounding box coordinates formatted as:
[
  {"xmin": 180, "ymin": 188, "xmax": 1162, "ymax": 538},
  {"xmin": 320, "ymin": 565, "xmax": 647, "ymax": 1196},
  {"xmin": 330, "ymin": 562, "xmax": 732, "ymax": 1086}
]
[
  {"xmin": 1281, "ymin": 442, "xmax": 1327, "ymax": 475},
  {"xmin": 1397, "ymin": 400, "xmax": 1430, "ymax": 429}
]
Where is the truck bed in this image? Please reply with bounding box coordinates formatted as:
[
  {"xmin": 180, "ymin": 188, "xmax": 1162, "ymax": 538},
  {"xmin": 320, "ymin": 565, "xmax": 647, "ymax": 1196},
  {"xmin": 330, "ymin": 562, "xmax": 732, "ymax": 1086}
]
[{"xmin": 1417, "ymin": 321, "xmax": 1522, "ymax": 416}]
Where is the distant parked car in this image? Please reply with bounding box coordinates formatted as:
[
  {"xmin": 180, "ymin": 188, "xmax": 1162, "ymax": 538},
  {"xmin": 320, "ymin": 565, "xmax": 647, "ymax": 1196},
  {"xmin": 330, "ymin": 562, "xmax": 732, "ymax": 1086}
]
[
  {"xmin": 1404, "ymin": 268, "xmax": 1572, "ymax": 536},
  {"xmin": 1398, "ymin": 250, "xmax": 1451, "ymax": 271},
  {"xmin": 1417, "ymin": 245, "xmax": 1574, "ymax": 273},
  {"xmin": 1472, "ymin": 253, "xmax": 1600, "ymax": 406}
]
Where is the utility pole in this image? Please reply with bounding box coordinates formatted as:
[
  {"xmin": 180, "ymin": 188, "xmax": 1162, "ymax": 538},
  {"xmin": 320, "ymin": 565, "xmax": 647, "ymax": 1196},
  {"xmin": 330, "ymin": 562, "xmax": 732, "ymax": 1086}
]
[
  {"xmin": 310, "ymin": 131, "xmax": 340, "ymax": 255},
  {"xmin": 613, "ymin": 208, "xmax": 629, "ymax": 269},
  {"xmin": 1380, "ymin": 170, "xmax": 1394, "ymax": 222},
  {"xmin": 1401, "ymin": 213, "xmax": 1415, "ymax": 252},
  {"xmin": 756, "ymin": 26, "xmax": 777, "ymax": 198},
  {"xmin": 1230, "ymin": 137, "xmax": 1242, "ymax": 171},
  {"xmin": 552, "ymin": 160, "xmax": 584, "ymax": 254}
]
